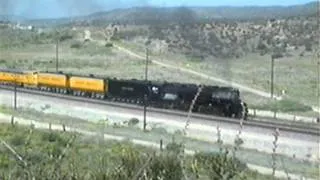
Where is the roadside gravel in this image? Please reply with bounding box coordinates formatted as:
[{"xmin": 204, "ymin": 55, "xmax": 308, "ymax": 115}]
[{"xmin": 0, "ymin": 88, "xmax": 318, "ymax": 163}]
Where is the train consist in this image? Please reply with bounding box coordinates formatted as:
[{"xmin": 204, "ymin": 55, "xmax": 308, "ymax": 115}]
[{"xmin": 0, "ymin": 68, "xmax": 248, "ymax": 120}]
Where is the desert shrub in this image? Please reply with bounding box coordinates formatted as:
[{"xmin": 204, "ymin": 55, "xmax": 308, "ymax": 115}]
[
  {"xmin": 146, "ymin": 153, "xmax": 183, "ymax": 180},
  {"xmin": 59, "ymin": 31, "xmax": 74, "ymax": 42},
  {"xmin": 70, "ymin": 41, "xmax": 82, "ymax": 49},
  {"xmin": 0, "ymin": 154, "xmax": 10, "ymax": 168},
  {"xmin": 40, "ymin": 131, "xmax": 69, "ymax": 147},
  {"xmin": 305, "ymin": 42, "xmax": 312, "ymax": 52},
  {"xmin": 194, "ymin": 150, "xmax": 247, "ymax": 180},
  {"xmin": 128, "ymin": 118, "xmax": 139, "ymax": 126},
  {"xmin": 9, "ymin": 133, "xmax": 26, "ymax": 146},
  {"xmin": 105, "ymin": 42, "xmax": 113, "ymax": 47},
  {"xmin": 0, "ymin": 123, "xmax": 284, "ymax": 180},
  {"xmin": 166, "ymin": 141, "xmax": 184, "ymax": 154}
]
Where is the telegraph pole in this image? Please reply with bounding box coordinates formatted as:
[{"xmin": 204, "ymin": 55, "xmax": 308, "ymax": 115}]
[
  {"xmin": 317, "ymin": 0, "xmax": 320, "ymax": 121},
  {"xmin": 14, "ymin": 76, "xmax": 17, "ymax": 110},
  {"xmin": 13, "ymin": 61, "xmax": 17, "ymax": 110},
  {"xmin": 270, "ymin": 53, "xmax": 283, "ymax": 99},
  {"xmin": 145, "ymin": 47, "xmax": 149, "ymax": 81},
  {"xmin": 56, "ymin": 38, "xmax": 59, "ymax": 72},
  {"xmin": 143, "ymin": 47, "xmax": 149, "ymax": 131},
  {"xmin": 317, "ymin": 59, "xmax": 319, "ymax": 120},
  {"xmin": 271, "ymin": 55, "xmax": 274, "ymax": 99}
]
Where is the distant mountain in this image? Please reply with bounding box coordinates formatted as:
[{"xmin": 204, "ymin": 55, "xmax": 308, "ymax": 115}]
[
  {"xmin": 0, "ymin": 14, "xmax": 27, "ymax": 22},
  {"xmin": 190, "ymin": 1, "xmax": 318, "ymax": 20},
  {"xmin": 18, "ymin": 1, "xmax": 319, "ymax": 26}
]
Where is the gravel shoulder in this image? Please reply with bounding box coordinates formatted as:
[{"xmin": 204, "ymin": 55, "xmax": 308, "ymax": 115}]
[{"xmin": 0, "ymin": 89, "xmax": 319, "ymax": 163}]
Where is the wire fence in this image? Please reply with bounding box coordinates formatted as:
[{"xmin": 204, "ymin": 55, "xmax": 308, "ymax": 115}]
[{"xmin": 0, "ymin": 113, "xmax": 313, "ymax": 180}]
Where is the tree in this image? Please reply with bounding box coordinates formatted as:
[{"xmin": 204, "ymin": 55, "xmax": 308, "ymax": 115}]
[{"xmin": 172, "ymin": 7, "xmax": 197, "ymax": 25}]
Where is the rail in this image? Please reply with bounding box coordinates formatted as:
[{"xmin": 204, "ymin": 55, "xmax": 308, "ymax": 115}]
[{"xmin": 0, "ymin": 85, "xmax": 319, "ymax": 136}]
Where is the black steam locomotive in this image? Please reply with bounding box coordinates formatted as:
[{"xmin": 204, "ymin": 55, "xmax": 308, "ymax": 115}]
[{"xmin": 106, "ymin": 78, "xmax": 248, "ymax": 120}]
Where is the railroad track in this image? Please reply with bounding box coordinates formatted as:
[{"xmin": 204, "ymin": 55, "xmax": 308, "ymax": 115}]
[{"xmin": 0, "ymin": 85, "xmax": 319, "ymax": 136}]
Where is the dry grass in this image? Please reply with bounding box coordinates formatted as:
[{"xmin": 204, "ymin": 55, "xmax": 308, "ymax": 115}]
[
  {"xmin": 0, "ymin": 29, "xmax": 317, "ymax": 115},
  {"xmin": 116, "ymin": 40, "xmax": 319, "ymax": 113}
]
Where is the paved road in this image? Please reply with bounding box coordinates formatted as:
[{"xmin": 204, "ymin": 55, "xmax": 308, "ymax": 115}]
[{"xmin": 0, "ymin": 88, "xmax": 318, "ymax": 162}]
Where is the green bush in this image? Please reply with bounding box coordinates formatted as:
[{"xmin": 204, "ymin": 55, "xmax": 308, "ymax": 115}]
[
  {"xmin": 9, "ymin": 134, "xmax": 26, "ymax": 146},
  {"xmin": 0, "ymin": 123, "xmax": 282, "ymax": 180},
  {"xmin": 194, "ymin": 150, "xmax": 247, "ymax": 180},
  {"xmin": 166, "ymin": 141, "xmax": 184, "ymax": 154},
  {"xmin": 147, "ymin": 153, "xmax": 183, "ymax": 180},
  {"xmin": 70, "ymin": 41, "xmax": 82, "ymax": 49},
  {"xmin": 128, "ymin": 118, "xmax": 139, "ymax": 126}
]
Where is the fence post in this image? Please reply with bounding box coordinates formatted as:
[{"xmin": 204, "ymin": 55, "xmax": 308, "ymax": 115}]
[
  {"xmin": 293, "ymin": 115, "xmax": 296, "ymax": 121},
  {"xmin": 62, "ymin": 124, "xmax": 66, "ymax": 132},
  {"xmin": 11, "ymin": 116, "xmax": 14, "ymax": 126},
  {"xmin": 160, "ymin": 139, "xmax": 163, "ymax": 151},
  {"xmin": 272, "ymin": 128, "xmax": 280, "ymax": 177},
  {"xmin": 30, "ymin": 121, "xmax": 34, "ymax": 129},
  {"xmin": 49, "ymin": 122, "xmax": 52, "ymax": 131},
  {"xmin": 273, "ymin": 111, "xmax": 276, "ymax": 119}
]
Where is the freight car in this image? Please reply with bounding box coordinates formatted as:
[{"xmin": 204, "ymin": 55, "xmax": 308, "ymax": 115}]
[
  {"xmin": 0, "ymin": 69, "xmax": 248, "ymax": 120},
  {"xmin": 37, "ymin": 71, "xmax": 69, "ymax": 93},
  {"xmin": 69, "ymin": 74, "xmax": 107, "ymax": 99},
  {"xmin": 0, "ymin": 68, "xmax": 38, "ymax": 88},
  {"xmin": 0, "ymin": 68, "xmax": 24, "ymax": 86}
]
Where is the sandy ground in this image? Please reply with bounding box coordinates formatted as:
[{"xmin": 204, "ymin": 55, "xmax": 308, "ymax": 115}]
[{"xmin": 0, "ymin": 88, "xmax": 318, "ymax": 163}]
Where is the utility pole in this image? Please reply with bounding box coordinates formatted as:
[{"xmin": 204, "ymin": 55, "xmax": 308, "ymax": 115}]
[
  {"xmin": 56, "ymin": 38, "xmax": 59, "ymax": 72},
  {"xmin": 270, "ymin": 53, "xmax": 283, "ymax": 99},
  {"xmin": 143, "ymin": 47, "xmax": 149, "ymax": 131},
  {"xmin": 13, "ymin": 61, "xmax": 17, "ymax": 111},
  {"xmin": 145, "ymin": 47, "xmax": 149, "ymax": 81},
  {"xmin": 14, "ymin": 75, "xmax": 17, "ymax": 110},
  {"xmin": 317, "ymin": 59, "xmax": 319, "ymax": 120},
  {"xmin": 316, "ymin": 0, "xmax": 320, "ymax": 122},
  {"xmin": 315, "ymin": 0, "xmax": 319, "ymax": 117},
  {"xmin": 271, "ymin": 55, "xmax": 274, "ymax": 99}
]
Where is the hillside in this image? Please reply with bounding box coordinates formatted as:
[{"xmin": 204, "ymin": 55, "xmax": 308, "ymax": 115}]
[
  {"xmin": 17, "ymin": 1, "xmax": 317, "ymax": 59},
  {"xmin": 83, "ymin": 1, "xmax": 318, "ymax": 24},
  {"xmin": 13, "ymin": 1, "xmax": 317, "ymax": 27},
  {"xmin": 106, "ymin": 12, "xmax": 318, "ymax": 59}
]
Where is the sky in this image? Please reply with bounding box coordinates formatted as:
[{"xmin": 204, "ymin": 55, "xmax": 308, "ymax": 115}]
[{"xmin": 0, "ymin": 0, "xmax": 316, "ymax": 19}]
